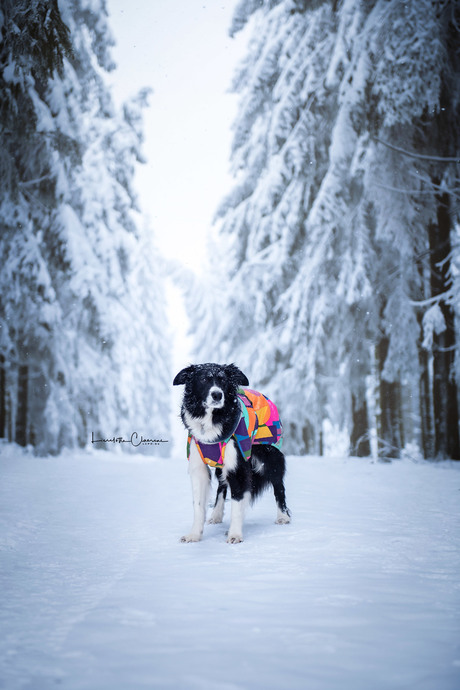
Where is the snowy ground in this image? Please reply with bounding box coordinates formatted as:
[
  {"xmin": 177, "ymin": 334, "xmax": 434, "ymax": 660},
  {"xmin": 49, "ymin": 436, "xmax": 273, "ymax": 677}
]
[{"xmin": 0, "ymin": 443, "xmax": 459, "ymax": 690}]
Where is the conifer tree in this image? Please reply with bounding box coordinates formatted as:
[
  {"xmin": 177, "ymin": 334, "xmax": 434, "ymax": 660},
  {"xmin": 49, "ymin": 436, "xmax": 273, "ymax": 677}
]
[
  {"xmin": 0, "ymin": 0, "xmax": 170, "ymax": 452},
  {"xmin": 195, "ymin": 0, "xmax": 460, "ymax": 458}
]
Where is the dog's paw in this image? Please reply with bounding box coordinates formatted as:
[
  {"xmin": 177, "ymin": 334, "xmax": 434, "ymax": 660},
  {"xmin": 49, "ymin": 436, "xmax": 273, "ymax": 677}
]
[
  {"xmin": 180, "ymin": 533, "xmax": 202, "ymax": 543},
  {"xmin": 227, "ymin": 534, "xmax": 243, "ymax": 544},
  {"xmin": 275, "ymin": 513, "xmax": 291, "ymax": 524}
]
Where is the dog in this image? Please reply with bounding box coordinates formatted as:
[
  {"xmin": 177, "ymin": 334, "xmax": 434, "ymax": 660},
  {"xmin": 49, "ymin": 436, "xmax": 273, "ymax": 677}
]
[{"xmin": 173, "ymin": 362, "xmax": 291, "ymax": 543}]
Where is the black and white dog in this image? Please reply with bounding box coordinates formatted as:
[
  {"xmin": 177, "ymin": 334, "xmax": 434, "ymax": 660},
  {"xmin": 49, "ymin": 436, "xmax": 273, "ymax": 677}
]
[{"xmin": 173, "ymin": 363, "xmax": 291, "ymax": 543}]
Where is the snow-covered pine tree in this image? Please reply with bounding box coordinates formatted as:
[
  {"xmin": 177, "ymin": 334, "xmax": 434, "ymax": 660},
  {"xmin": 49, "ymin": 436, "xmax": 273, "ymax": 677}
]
[
  {"xmin": 422, "ymin": 4, "xmax": 460, "ymax": 460},
  {"xmin": 205, "ymin": 1, "xmax": 342, "ymax": 454},
  {"xmin": 356, "ymin": 0, "xmax": 460, "ymax": 459},
  {"xmin": 195, "ymin": 0, "xmax": 459, "ymax": 458},
  {"xmin": 0, "ymin": 0, "xmax": 170, "ymax": 453},
  {"xmin": 198, "ymin": 0, "xmax": 375, "ymax": 453},
  {"xmin": 0, "ymin": 0, "xmax": 72, "ymax": 449}
]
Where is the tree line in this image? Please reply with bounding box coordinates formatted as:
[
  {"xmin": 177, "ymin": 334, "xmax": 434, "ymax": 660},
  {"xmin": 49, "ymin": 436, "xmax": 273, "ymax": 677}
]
[
  {"xmin": 0, "ymin": 0, "xmax": 170, "ymax": 454},
  {"xmin": 191, "ymin": 0, "xmax": 460, "ymax": 460}
]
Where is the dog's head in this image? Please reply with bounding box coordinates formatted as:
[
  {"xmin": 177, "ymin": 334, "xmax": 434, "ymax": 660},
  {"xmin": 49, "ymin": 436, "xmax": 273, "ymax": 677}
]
[{"xmin": 173, "ymin": 363, "xmax": 249, "ymax": 412}]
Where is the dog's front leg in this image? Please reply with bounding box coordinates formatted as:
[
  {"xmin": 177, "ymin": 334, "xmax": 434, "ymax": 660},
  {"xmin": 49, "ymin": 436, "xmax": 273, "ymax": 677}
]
[
  {"xmin": 224, "ymin": 442, "xmax": 251, "ymax": 544},
  {"xmin": 227, "ymin": 491, "xmax": 251, "ymax": 543},
  {"xmin": 181, "ymin": 440, "xmax": 210, "ymax": 543}
]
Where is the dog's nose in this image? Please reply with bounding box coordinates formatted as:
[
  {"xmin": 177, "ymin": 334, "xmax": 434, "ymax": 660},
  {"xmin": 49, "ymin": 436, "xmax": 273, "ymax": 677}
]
[{"xmin": 211, "ymin": 390, "xmax": 222, "ymax": 402}]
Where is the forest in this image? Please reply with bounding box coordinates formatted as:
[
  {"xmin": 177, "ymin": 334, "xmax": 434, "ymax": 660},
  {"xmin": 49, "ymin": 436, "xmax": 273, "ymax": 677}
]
[
  {"xmin": 1, "ymin": 0, "xmax": 459, "ymax": 459},
  {"xmin": 0, "ymin": 0, "xmax": 170, "ymax": 453}
]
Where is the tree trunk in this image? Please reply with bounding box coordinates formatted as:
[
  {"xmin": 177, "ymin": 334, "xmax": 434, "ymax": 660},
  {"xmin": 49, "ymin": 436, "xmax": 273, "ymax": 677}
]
[
  {"xmin": 301, "ymin": 420, "xmax": 315, "ymax": 454},
  {"xmin": 429, "ymin": 191, "xmax": 460, "ymax": 459},
  {"xmin": 419, "ymin": 346, "xmax": 435, "ymax": 459},
  {"xmin": 377, "ymin": 337, "xmax": 403, "ymax": 459},
  {"xmin": 15, "ymin": 365, "xmax": 28, "ymax": 447},
  {"xmin": 0, "ymin": 354, "xmax": 5, "ymax": 438},
  {"xmin": 350, "ymin": 392, "xmax": 371, "ymax": 456}
]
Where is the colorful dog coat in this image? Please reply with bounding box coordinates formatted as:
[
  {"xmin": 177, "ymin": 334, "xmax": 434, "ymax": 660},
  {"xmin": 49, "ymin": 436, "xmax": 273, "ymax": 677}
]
[{"xmin": 187, "ymin": 387, "xmax": 283, "ymax": 468}]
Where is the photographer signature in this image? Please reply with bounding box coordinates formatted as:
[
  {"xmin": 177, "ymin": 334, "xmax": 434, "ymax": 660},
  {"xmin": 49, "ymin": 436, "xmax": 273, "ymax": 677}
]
[{"xmin": 91, "ymin": 432, "xmax": 168, "ymax": 447}]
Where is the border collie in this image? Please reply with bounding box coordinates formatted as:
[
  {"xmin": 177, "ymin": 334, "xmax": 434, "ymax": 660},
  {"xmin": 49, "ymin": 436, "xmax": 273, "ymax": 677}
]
[{"xmin": 173, "ymin": 363, "xmax": 291, "ymax": 543}]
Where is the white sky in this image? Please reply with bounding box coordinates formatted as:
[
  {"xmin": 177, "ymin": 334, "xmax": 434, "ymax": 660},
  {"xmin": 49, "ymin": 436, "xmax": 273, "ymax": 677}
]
[
  {"xmin": 105, "ymin": 0, "xmax": 250, "ymax": 404},
  {"xmin": 105, "ymin": 0, "xmax": 249, "ymax": 273}
]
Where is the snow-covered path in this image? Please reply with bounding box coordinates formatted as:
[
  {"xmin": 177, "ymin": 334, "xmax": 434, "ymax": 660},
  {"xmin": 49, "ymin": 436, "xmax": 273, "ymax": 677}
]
[{"xmin": 0, "ymin": 446, "xmax": 459, "ymax": 690}]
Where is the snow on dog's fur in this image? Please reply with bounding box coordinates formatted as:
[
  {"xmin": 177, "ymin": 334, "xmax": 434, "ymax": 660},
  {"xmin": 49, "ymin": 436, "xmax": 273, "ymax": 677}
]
[{"xmin": 173, "ymin": 363, "xmax": 291, "ymax": 543}]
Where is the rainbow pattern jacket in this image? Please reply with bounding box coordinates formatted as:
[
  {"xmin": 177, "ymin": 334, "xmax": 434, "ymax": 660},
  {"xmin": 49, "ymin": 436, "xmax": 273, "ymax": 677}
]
[{"xmin": 186, "ymin": 387, "xmax": 283, "ymax": 468}]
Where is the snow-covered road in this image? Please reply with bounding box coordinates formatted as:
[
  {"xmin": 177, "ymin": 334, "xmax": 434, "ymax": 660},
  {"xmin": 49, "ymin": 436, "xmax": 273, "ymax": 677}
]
[{"xmin": 0, "ymin": 444, "xmax": 459, "ymax": 690}]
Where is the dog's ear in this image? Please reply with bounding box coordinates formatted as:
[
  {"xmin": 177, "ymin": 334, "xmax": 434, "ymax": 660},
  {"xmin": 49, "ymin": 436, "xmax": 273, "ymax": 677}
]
[
  {"xmin": 173, "ymin": 365, "xmax": 196, "ymax": 386},
  {"xmin": 225, "ymin": 363, "xmax": 249, "ymax": 386}
]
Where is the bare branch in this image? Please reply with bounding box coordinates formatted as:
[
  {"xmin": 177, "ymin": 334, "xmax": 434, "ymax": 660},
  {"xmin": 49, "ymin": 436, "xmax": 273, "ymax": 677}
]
[
  {"xmin": 409, "ymin": 295, "xmax": 443, "ymax": 308},
  {"xmin": 374, "ymin": 182, "xmax": 440, "ymax": 196},
  {"xmin": 19, "ymin": 175, "xmax": 52, "ymax": 188},
  {"xmin": 373, "ymin": 181, "xmax": 460, "ymax": 202},
  {"xmin": 374, "ymin": 136, "xmax": 460, "ymax": 163}
]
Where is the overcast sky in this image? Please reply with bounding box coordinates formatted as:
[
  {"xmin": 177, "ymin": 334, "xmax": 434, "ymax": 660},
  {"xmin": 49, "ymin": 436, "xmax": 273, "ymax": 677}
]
[{"xmin": 106, "ymin": 0, "xmax": 249, "ymax": 273}]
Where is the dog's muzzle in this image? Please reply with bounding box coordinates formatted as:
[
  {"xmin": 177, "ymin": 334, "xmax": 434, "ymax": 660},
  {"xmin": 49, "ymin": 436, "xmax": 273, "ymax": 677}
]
[{"xmin": 207, "ymin": 386, "xmax": 224, "ymax": 408}]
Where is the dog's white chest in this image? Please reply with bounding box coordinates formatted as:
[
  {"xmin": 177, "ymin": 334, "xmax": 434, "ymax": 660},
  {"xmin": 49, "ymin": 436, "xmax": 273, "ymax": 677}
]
[{"xmin": 183, "ymin": 408, "xmax": 223, "ymax": 443}]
